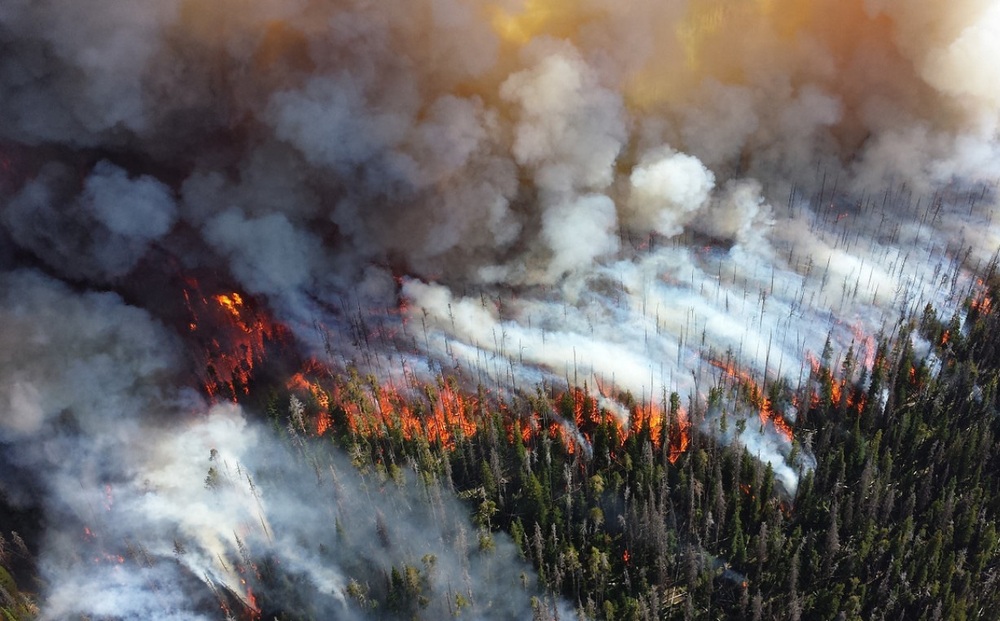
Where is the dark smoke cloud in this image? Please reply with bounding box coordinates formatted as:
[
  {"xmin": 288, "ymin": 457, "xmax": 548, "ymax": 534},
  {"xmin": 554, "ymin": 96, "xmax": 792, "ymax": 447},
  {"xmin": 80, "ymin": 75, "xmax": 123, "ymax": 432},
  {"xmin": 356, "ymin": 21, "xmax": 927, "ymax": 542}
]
[
  {"xmin": 1, "ymin": 0, "xmax": 999, "ymax": 616},
  {"xmin": 4, "ymin": 161, "xmax": 177, "ymax": 281}
]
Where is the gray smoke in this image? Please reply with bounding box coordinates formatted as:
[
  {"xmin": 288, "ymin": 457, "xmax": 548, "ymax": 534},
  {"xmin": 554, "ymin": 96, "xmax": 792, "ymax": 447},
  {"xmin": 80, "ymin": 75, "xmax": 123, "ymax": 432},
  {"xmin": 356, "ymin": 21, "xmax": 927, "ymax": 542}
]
[
  {"xmin": 1, "ymin": 0, "xmax": 1000, "ymax": 617},
  {"xmin": 0, "ymin": 271, "xmax": 553, "ymax": 619}
]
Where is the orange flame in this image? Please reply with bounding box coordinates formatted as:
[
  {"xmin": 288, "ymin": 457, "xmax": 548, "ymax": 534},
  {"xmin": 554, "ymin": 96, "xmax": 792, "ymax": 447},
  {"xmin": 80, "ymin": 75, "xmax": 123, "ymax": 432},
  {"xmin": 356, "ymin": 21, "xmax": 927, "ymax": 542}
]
[
  {"xmin": 214, "ymin": 293, "xmax": 244, "ymax": 319},
  {"xmin": 245, "ymin": 587, "xmax": 260, "ymax": 619},
  {"xmin": 848, "ymin": 321, "xmax": 876, "ymax": 370},
  {"xmin": 592, "ymin": 380, "xmax": 690, "ymax": 463},
  {"xmin": 805, "ymin": 352, "xmax": 867, "ymax": 414},
  {"xmin": 630, "ymin": 401, "xmax": 663, "ymax": 447},
  {"xmin": 291, "ymin": 365, "xmax": 694, "ymax": 466},
  {"xmin": 709, "ymin": 359, "xmax": 793, "ymax": 442},
  {"xmin": 549, "ymin": 420, "xmax": 577, "ymax": 454},
  {"xmin": 971, "ymin": 278, "xmax": 993, "ymax": 316},
  {"xmin": 315, "ymin": 409, "xmax": 332, "ymax": 436},
  {"xmin": 669, "ymin": 408, "xmax": 691, "ymax": 464},
  {"xmin": 183, "ymin": 278, "xmax": 287, "ymax": 401},
  {"xmin": 286, "ymin": 366, "xmax": 334, "ymax": 435},
  {"xmin": 328, "ymin": 378, "xmax": 481, "ymax": 450}
]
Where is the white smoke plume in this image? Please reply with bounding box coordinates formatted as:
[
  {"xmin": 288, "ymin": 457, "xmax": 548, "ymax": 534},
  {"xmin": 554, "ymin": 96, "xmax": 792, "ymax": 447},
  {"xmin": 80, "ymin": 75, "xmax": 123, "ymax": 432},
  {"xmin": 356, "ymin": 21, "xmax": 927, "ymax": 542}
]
[
  {"xmin": 0, "ymin": 272, "xmax": 552, "ymax": 619},
  {"xmin": 1, "ymin": 0, "xmax": 1000, "ymax": 616}
]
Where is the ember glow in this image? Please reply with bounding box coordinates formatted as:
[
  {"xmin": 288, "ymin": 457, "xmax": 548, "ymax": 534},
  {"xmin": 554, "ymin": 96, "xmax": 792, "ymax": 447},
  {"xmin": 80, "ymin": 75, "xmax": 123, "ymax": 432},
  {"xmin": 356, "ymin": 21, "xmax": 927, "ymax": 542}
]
[
  {"xmin": 183, "ymin": 278, "xmax": 289, "ymax": 401},
  {"xmin": 970, "ymin": 277, "xmax": 995, "ymax": 317},
  {"xmin": 709, "ymin": 358, "xmax": 794, "ymax": 443},
  {"xmin": 804, "ymin": 351, "xmax": 868, "ymax": 416},
  {"xmin": 1, "ymin": 0, "xmax": 1000, "ymax": 618}
]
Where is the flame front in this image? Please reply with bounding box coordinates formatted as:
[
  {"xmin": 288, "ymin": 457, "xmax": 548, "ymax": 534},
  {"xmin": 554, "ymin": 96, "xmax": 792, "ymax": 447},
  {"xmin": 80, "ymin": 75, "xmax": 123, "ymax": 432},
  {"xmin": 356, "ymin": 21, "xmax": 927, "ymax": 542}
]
[
  {"xmin": 805, "ymin": 352, "xmax": 868, "ymax": 414},
  {"xmin": 709, "ymin": 359, "xmax": 793, "ymax": 442},
  {"xmin": 287, "ymin": 364, "xmax": 694, "ymax": 465},
  {"xmin": 350, "ymin": 380, "xmax": 479, "ymax": 449},
  {"xmin": 184, "ymin": 278, "xmax": 288, "ymax": 401},
  {"xmin": 971, "ymin": 278, "xmax": 993, "ymax": 316}
]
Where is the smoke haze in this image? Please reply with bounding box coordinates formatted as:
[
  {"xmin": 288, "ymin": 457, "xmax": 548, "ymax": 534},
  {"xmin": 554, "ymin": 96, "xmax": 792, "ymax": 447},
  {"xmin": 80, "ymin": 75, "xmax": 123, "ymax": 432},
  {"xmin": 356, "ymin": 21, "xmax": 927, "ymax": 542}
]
[{"xmin": 1, "ymin": 0, "xmax": 999, "ymax": 617}]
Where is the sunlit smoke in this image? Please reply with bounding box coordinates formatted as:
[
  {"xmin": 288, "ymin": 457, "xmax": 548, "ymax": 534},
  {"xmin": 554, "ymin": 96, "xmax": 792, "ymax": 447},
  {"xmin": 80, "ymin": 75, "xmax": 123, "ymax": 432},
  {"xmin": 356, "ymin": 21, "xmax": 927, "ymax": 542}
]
[{"xmin": 1, "ymin": 0, "xmax": 999, "ymax": 617}]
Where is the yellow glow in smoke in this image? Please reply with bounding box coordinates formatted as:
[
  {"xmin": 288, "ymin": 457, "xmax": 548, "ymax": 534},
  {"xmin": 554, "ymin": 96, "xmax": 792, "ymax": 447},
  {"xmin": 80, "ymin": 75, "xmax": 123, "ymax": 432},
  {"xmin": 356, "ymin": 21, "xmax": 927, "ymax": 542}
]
[
  {"xmin": 490, "ymin": 1, "xmax": 553, "ymax": 46},
  {"xmin": 676, "ymin": 2, "xmax": 730, "ymax": 71},
  {"xmin": 627, "ymin": 0, "xmax": 817, "ymax": 110},
  {"xmin": 676, "ymin": 0, "xmax": 811, "ymax": 74},
  {"xmin": 488, "ymin": 0, "xmax": 598, "ymax": 47}
]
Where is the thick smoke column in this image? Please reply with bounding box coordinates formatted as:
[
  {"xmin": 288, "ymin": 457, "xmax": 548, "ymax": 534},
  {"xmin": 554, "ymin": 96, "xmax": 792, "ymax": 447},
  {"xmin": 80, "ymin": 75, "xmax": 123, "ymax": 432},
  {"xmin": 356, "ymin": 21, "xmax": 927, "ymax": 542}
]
[{"xmin": 1, "ymin": 0, "xmax": 999, "ymax": 617}]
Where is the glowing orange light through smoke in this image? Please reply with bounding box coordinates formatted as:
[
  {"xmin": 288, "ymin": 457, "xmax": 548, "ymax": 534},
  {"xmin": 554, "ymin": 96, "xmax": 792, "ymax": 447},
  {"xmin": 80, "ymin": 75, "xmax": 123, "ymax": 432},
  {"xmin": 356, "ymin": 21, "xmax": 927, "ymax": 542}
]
[
  {"xmin": 669, "ymin": 408, "xmax": 691, "ymax": 464},
  {"xmin": 245, "ymin": 587, "xmax": 260, "ymax": 620},
  {"xmin": 183, "ymin": 278, "xmax": 287, "ymax": 401},
  {"xmin": 849, "ymin": 321, "xmax": 877, "ymax": 371},
  {"xmin": 805, "ymin": 352, "xmax": 867, "ymax": 414},
  {"xmin": 488, "ymin": 0, "xmax": 597, "ymax": 47},
  {"xmin": 971, "ymin": 278, "xmax": 993, "ymax": 316},
  {"xmin": 709, "ymin": 359, "xmax": 793, "ymax": 442}
]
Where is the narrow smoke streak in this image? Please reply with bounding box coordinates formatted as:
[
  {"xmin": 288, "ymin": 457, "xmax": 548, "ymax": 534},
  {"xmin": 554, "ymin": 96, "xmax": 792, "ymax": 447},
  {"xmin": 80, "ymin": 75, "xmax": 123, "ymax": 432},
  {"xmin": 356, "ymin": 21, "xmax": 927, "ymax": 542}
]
[{"xmin": 1, "ymin": 0, "xmax": 999, "ymax": 617}]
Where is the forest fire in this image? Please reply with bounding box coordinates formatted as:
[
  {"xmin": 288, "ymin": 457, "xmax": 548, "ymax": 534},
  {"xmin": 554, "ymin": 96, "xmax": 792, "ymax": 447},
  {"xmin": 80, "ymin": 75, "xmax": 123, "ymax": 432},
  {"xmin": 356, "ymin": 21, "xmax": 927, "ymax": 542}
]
[
  {"xmin": 80, "ymin": 524, "xmax": 126, "ymax": 567},
  {"xmin": 214, "ymin": 293, "xmax": 245, "ymax": 321},
  {"xmin": 5, "ymin": 0, "xmax": 1000, "ymax": 617},
  {"xmin": 247, "ymin": 589, "xmax": 260, "ymax": 619},
  {"xmin": 849, "ymin": 322, "xmax": 877, "ymax": 371},
  {"xmin": 286, "ymin": 362, "xmax": 334, "ymax": 435},
  {"xmin": 669, "ymin": 409, "xmax": 692, "ymax": 464},
  {"xmin": 970, "ymin": 278, "xmax": 994, "ymax": 317},
  {"xmin": 237, "ymin": 584, "xmax": 261, "ymax": 621},
  {"xmin": 805, "ymin": 352, "xmax": 867, "ymax": 414},
  {"xmin": 709, "ymin": 359, "xmax": 794, "ymax": 442},
  {"xmin": 182, "ymin": 278, "xmax": 288, "ymax": 401},
  {"xmin": 293, "ymin": 372, "xmax": 483, "ymax": 450},
  {"xmin": 618, "ymin": 392, "xmax": 690, "ymax": 464},
  {"xmin": 284, "ymin": 362, "xmax": 695, "ymax": 465},
  {"xmin": 172, "ymin": 261, "xmax": 870, "ymax": 478}
]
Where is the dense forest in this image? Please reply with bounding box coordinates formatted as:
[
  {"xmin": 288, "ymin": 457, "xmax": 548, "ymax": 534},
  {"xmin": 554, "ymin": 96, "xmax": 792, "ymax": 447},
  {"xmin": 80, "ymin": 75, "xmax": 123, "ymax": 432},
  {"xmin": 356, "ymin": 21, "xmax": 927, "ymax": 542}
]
[
  {"xmin": 6, "ymin": 0, "xmax": 1000, "ymax": 617},
  {"xmin": 5, "ymin": 274, "xmax": 1000, "ymax": 621}
]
